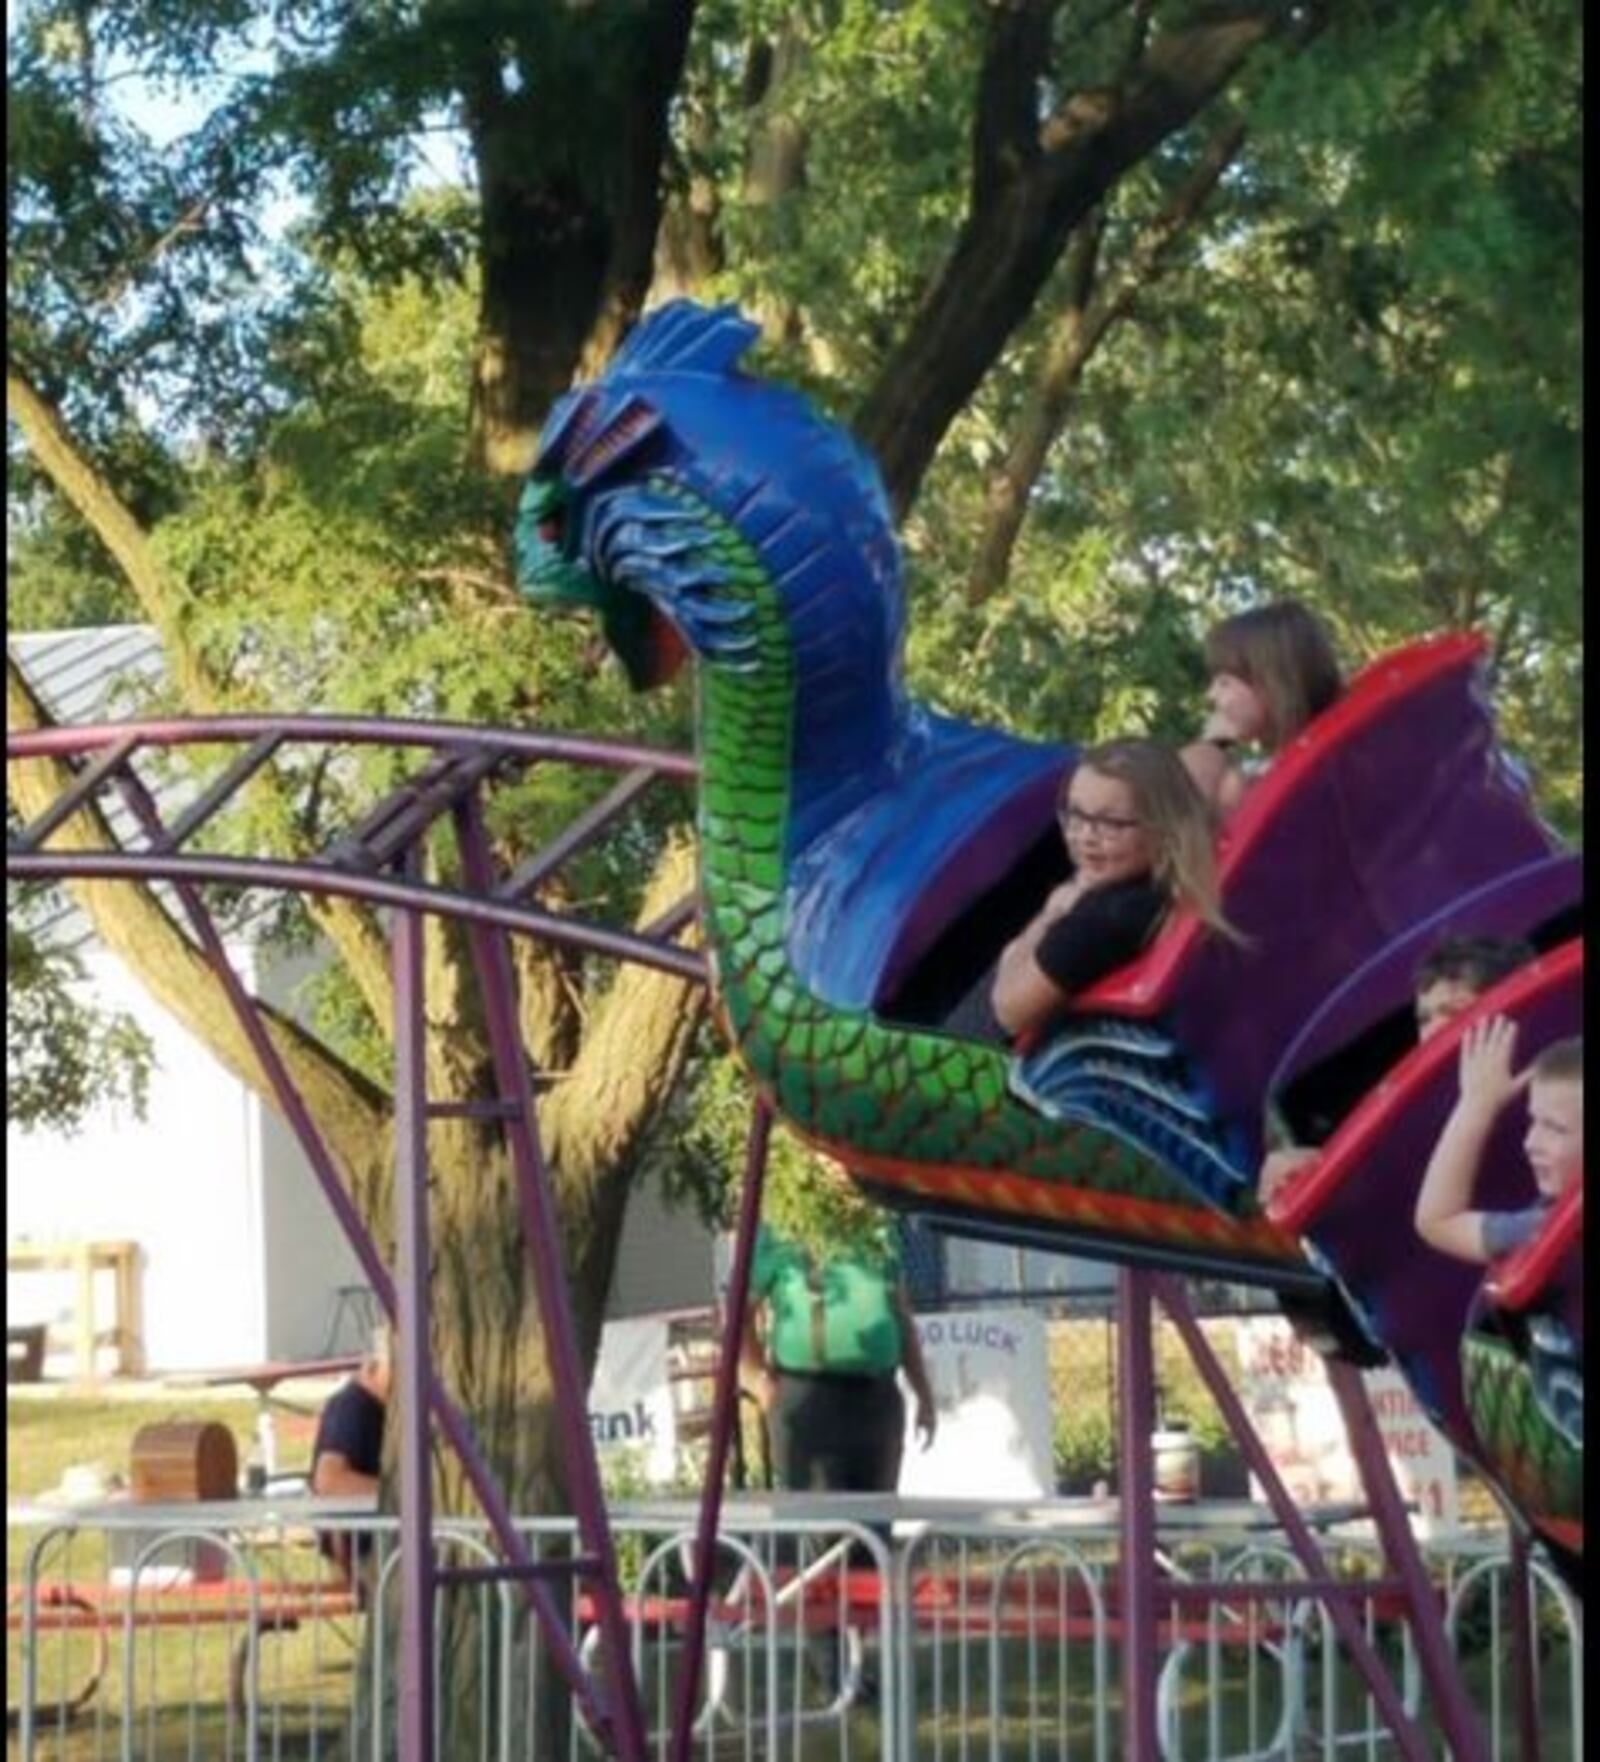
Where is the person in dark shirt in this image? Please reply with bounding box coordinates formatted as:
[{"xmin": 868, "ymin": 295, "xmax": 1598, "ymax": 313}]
[
  {"xmin": 991, "ymin": 738, "xmax": 1234, "ymax": 1042},
  {"xmin": 310, "ymin": 1325, "xmax": 390, "ymax": 1582}
]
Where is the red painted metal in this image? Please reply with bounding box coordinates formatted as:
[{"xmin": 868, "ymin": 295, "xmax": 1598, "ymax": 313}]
[
  {"xmin": 1075, "ymin": 631, "xmax": 1489, "ymax": 1016},
  {"xmin": 1270, "ymin": 939, "xmax": 1584, "ymax": 1233}
]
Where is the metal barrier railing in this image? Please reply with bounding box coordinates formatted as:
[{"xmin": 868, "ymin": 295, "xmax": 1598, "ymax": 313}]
[{"xmin": 7, "ymin": 1502, "xmax": 1582, "ymax": 1761}]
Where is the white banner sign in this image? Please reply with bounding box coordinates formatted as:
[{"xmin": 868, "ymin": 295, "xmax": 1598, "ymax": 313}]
[
  {"xmin": 897, "ymin": 1307, "xmax": 1055, "ymax": 1499},
  {"xmin": 1236, "ymin": 1318, "xmax": 1458, "ymax": 1536},
  {"xmin": 587, "ymin": 1315, "xmax": 676, "ymax": 1486}
]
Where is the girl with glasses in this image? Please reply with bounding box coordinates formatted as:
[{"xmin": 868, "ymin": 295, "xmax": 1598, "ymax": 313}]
[
  {"xmin": 1180, "ymin": 600, "xmax": 1344, "ymax": 822},
  {"xmin": 989, "ymin": 738, "xmax": 1234, "ymax": 1041}
]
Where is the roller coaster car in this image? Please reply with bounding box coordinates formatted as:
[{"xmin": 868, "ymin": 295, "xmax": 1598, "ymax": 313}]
[
  {"xmin": 1461, "ymin": 1182, "xmax": 1583, "ymax": 1583},
  {"xmin": 1267, "ymin": 944, "xmax": 1583, "ymax": 1460}
]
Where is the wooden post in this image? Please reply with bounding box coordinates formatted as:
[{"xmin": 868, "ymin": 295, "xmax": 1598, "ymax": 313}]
[{"xmin": 74, "ymin": 1243, "xmax": 95, "ymax": 1382}]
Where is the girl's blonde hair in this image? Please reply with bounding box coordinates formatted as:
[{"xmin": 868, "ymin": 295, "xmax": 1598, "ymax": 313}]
[
  {"xmin": 1064, "ymin": 738, "xmax": 1238, "ymax": 942},
  {"xmin": 1205, "ymin": 601, "xmax": 1343, "ymax": 750}
]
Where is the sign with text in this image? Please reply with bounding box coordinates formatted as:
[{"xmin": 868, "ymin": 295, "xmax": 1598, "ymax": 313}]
[
  {"xmin": 897, "ymin": 1307, "xmax": 1055, "ymax": 1498},
  {"xmin": 587, "ymin": 1315, "xmax": 676, "ymax": 1485},
  {"xmin": 1236, "ymin": 1318, "xmax": 1458, "ymax": 1536}
]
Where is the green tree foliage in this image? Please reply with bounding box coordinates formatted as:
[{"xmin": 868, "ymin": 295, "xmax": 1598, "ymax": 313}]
[
  {"xmin": 6, "ymin": 919, "xmax": 156, "ymax": 1132},
  {"xmin": 911, "ymin": 0, "xmax": 1581, "ymax": 823}
]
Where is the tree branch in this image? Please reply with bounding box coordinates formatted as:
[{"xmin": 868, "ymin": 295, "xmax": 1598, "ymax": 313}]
[
  {"xmin": 6, "ymin": 357, "xmax": 399, "ymax": 1030},
  {"xmin": 967, "ymin": 118, "xmax": 1247, "ymax": 599},
  {"xmin": 858, "ymin": 6, "xmax": 1290, "ymax": 514},
  {"xmin": 972, "ymin": 0, "xmax": 1057, "ymax": 205}
]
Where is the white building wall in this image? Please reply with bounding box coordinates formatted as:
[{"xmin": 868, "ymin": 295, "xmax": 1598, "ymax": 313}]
[
  {"xmin": 6, "ymin": 944, "xmax": 269, "ymax": 1373},
  {"xmin": 252, "ymin": 948, "xmax": 368, "ymax": 1362},
  {"xmin": 256, "ymin": 1097, "xmax": 370, "ymax": 1361}
]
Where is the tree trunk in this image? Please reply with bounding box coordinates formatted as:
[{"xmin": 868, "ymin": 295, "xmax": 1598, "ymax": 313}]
[
  {"xmin": 464, "ymin": 2, "xmax": 698, "ymax": 475},
  {"xmin": 6, "ymin": 359, "xmax": 398, "ymax": 1026}
]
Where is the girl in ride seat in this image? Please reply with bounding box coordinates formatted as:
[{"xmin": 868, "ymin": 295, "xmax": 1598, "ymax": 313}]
[
  {"xmin": 990, "ymin": 738, "xmax": 1234, "ymax": 1042},
  {"xmin": 1180, "ymin": 600, "xmax": 1344, "ymax": 822}
]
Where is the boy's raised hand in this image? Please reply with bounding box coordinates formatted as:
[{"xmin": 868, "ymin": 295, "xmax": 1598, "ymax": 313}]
[{"xmin": 1456, "ymin": 1015, "xmax": 1532, "ymax": 1118}]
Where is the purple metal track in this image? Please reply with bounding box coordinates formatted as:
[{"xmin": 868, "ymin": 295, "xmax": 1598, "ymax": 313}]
[
  {"xmin": 8, "ymin": 719, "xmax": 696, "ymax": 1757},
  {"xmin": 4, "ymin": 848, "xmax": 707, "ymax": 981},
  {"xmin": 6, "ymin": 713, "xmax": 700, "ymax": 775},
  {"xmin": 75, "ymin": 737, "xmax": 623, "ymax": 1741}
]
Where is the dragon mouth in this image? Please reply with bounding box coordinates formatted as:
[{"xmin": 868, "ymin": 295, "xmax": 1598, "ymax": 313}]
[
  {"xmin": 601, "ymin": 595, "xmax": 690, "ymax": 691},
  {"xmin": 512, "ymin": 474, "xmax": 688, "ymax": 691}
]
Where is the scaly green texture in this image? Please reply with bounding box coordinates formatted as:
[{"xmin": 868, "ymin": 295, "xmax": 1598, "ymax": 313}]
[
  {"xmin": 1461, "ymin": 1332, "xmax": 1582, "ymax": 1534},
  {"xmin": 682, "ymin": 488, "xmax": 1262, "ymax": 1238}
]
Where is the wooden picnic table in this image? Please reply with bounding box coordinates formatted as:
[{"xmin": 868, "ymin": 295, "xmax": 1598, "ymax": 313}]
[{"xmin": 7, "ymin": 1240, "xmax": 142, "ymax": 1380}]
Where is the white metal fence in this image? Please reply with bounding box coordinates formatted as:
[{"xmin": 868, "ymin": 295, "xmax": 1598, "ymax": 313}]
[{"xmin": 7, "ymin": 1500, "xmax": 1582, "ymax": 1761}]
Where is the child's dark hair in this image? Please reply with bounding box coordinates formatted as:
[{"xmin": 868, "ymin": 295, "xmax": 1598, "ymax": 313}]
[
  {"xmin": 1204, "ymin": 601, "xmax": 1343, "ymax": 749},
  {"xmin": 1531, "ymin": 1038, "xmax": 1582, "ymax": 1085},
  {"xmin": 1415, "ymin": 934, "xmax": 1535, "ymax": 998}
]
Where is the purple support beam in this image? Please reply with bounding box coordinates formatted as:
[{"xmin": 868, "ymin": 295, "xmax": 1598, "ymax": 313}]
[
  {"xmin": 1115, "ymin": 1268, "xmax": 1160, "ymax": 1761},
  {"xmin": 391, "ymin": 866, "xmax": 438, "ymax": 1762},
  {"xmin": 1153, "ymin": 1277, "xmax": 1451, "ymax": 1762},
  {"xmin": 497, "ymin": 765, "xmax": 660, "ymax": 901},
  {"xmin": 99, "ymin": 763, "xmax": 610, "ymax": 1734},
  {"xmin": 150, "ymin": 731, "xmax": 286, "ymax": 852},
  {"xmin": 1325, "ymin": 1358, "xmax": 1490, "ymax": 1762},
  {"xmin": 325, "ymin": 747, "xmax": 506, "ymax": 872},
  {"xmin": 453, "ymin": 796, "xmax": 651, "ymax": 1762},
  {"xmin": 10, "ymin": 734, "xmax": 141, "ymax": 852},
  {"xmin": 668, "ymin": 1100, "xmax": 774, "ymax": 1762}
]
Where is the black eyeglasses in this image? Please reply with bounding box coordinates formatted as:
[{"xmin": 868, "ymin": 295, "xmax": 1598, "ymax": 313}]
[{"xmin": 1059, "ymin": 805, "xmax": 1144, "ymax": 837}]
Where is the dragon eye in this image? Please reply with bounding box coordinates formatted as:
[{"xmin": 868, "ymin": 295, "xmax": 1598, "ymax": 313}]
[{"xmin": 538, "ymin": 515, "xmax": 561, "ymax": 543}]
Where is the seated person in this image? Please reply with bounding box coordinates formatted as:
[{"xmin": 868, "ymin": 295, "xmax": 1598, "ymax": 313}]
[
  {"xmin": 1260, "ymin": 933, "xmax": 1534, "ymax": 1202},
  {"xmin": 989, "ymin": 737, "xmax": 1234, "ymax": 1043},
  {"xmin": 1179, "ymin": 601, "xmax": 1344, "ymax": 823},
  {"xmin": 310, "ymin": 1324, "xmax": 390, "ymax": 1583},
  {"xmin": 1414, "ymin": 1024, "xmax": 1581, "ymax": 1266}
]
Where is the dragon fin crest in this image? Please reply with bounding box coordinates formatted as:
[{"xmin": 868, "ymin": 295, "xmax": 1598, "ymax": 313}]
[{"xmin": 607, "ymin": 300, "xmax": 760, "ymax": 380}]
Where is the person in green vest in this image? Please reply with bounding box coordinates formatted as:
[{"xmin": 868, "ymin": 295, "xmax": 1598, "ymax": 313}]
[{"xmin": 739, "ymin": 1219, "xmax": 938, "ymax": 1495}]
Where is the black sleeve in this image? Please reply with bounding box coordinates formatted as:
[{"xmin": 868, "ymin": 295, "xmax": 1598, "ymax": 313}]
[
  {"xmin": 1034, "ymin": 880, "xmax": 1167, "ymax": 996},
  {"xmin": 313, "ymin": 1384, "xmax": 385, "ymax": 1475}
]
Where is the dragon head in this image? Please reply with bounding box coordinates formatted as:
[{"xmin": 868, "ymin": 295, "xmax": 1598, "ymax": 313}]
[
  {"xmin": 512, "ymin": 299, "xmax": 900, "ymax": 698},
  {"xmin": 512, "ymin": 460, "xmax": 690, "ymax": 691}
]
